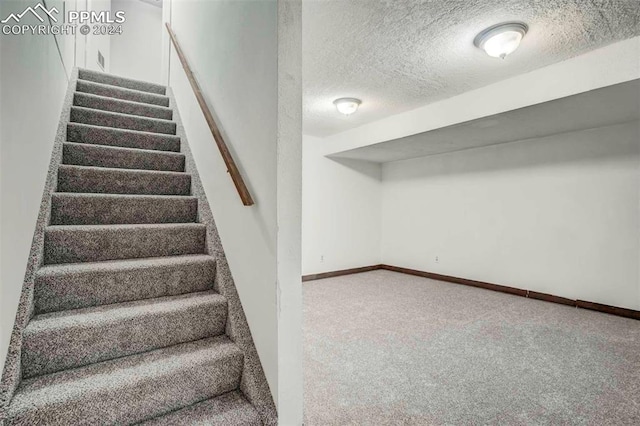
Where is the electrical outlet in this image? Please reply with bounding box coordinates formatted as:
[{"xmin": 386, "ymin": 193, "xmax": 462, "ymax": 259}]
[
  {"xmin": 320, "ymin": 255, "xmax": 324, "ymax": 263},
  {"xmin": 435, "ymin": 256, "xmax": 439, "ymax": 263}
]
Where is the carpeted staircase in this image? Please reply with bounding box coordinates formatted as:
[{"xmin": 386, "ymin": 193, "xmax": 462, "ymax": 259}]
[{"xmin": 1, "ymin": 69, "xmax": 268, "ymax": 425}]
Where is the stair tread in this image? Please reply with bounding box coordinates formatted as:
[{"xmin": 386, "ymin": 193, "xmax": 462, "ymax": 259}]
[
  {"xmin": 27, "ymin": 290, "xmax": 224, "ymax": 332},
  {"xmin": 78, "ymin": 69, "xmax": 167, "ymax": 95},
  {"xmin": 51, "ymin": 192, "xmax": 196, "ymax": 201},
  {"xmin": 63, "ymin": 142, "xmax": 185, "ymax": 172},
  {"xmin": 47, "ymin": 222, "xmax": 205, "ymax": 231},
  {"xmin": 74, "ymin": 92, "xmax": 172, "ymax": 112},
  {"xmin": 139, "ymin": 391, "xmax": 261, "ymax": 426},
  {"xmin": 73, "ymin": 92, "xmax": 173, "ymax": 121},
  {"xmin": 22, "ymin": 291, "xmax": 227, "ymax": 378},
  {"xmin": 71, "ymin": 106, "xmax": 177, "ymax": 135},
  {"xmin": 34, "ymin": 255, "xmax": 216, "ymax": 314},
  {"xmin": 57, "ymin": 163, "xmax": 191, "ymax": 190},
  {"xmin": 71, "ymin": 106, "xmax": 176, "ymax": 125},
  {"xmin": 44, "ymin": 223, "xmax": 206, "ymax": 264},
  {"xmin": 50, "ymin": 191, "xmax": 197, "ymax": 226},
  {"xmin": 67, "ymin": 123, "xmax": 181, "ymax": 152},
  {"xmin": 76, "ymin": 80, "xmax": 170, "ymax": 107},
  {"xmin": 8, "ymin": 336, "xmax": 243, "ymax": 423},
  {"xmin": 64, "ymin": 141, "xmax": 184, "ymax": 159},
  {"xmin": 37, "ymin": 254, "xmax": 215, "ymax": 276},
  {"xmin": 57, "ymin": 164, "xmax": 192, "ymax": 196},
  {"xmin": 59, "ymin": 163, "xmax": 186, "ymax": 175}
]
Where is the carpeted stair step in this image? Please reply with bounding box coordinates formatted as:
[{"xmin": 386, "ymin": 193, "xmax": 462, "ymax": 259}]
[
  {"xmin": 67, "ymin": 123, "xmax": 180, "ymax": 152},
  {"xmin": 73, "ymin": 92, "xmax": 173, "ymax": 120},
  {"xmin": 50, "ymin": 193, "xmax": 197, "ymax": 225},
  {"xmin": 44, "ymin": 223, "xmax": 206, "ymax": 264},
  {"xmin": 5, "ymin": 336, "xmax": 243, "ymax": 425},
  {"xmin": 71, "ymin": 107, "xmax": 177, "ymax": 135},
  {"xmin": 76, "ymin": 79, "xmax": 170, "ymax": 107},
  {"xmin": 57, "ymin": 165, "xmax": 191, "ymax": 195},
  {"xmin": 78, "ymin": 68, "xmax": 167, "ymax": 95},
  {"xmin": 22, "ymin": 291, "xmax": 228, "ymax": 378},
  {"xmin": 34, "ymin": 255, "xmax": 216, "ymax": 314},
  {"xmin": 139, "ymin": 390, "xmax": 262, "ymax": 425},
  {"xmin": 62, "ymin": 142, "xmax": 185, "ymax": 171}
]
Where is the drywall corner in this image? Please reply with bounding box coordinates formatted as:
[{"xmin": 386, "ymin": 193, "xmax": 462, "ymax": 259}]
[
  {"xmin": 302, "ymin": 135, "xmax": 382, "ymax": 276},
  {"xmin": 277, "ymin": 0, "xmax": 303, "ymax": 424}
]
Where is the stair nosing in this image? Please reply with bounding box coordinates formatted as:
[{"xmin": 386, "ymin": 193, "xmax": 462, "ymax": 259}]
[
  {"xmin": 11, "ymin": 336, "xmax": 242, "ymax": 407},
  {"xmin": 36, "ymin": 254, "xmax": 215, "ymax": 276},
  {"xmin": 46, "ymin": 222, "xmax": 206, "ymax": 232},
  {"xmin": 67, "ymin": 122, "xmax": 180, "ymax": 140},
  {"xmin": 75, "ymin": 79, "xmax": 170, "ymax": 107},
  {"xmin": 73, "ymin": 91, "xmax": 173, "ymax": 112},
  {"xmin": 27, "ymin": 290, "xmax": 225, "ymax": 330},
  {"xmin": 58, "ymin": 163, "xmax": 189, "ymax": 176},
  {"xmin": 71, "ymin": 105, "xmax": 176, "ymax": 126},
  {"xmin": 51, "ymin": 192, "xmax": 196, "ymax": 200},
  {"xmin": 137, "ymin": 390, "xmax": 260, "ymax": 425},
  {"xmin": 63, "ymin": 141, "xmax": 185, "ymax": 158},
  {"xmin": 77, "ymin": 69, "xmax": 167, "ymax": 95}
]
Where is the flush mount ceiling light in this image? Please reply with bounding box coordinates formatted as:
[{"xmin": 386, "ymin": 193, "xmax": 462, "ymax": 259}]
[
  {"xmin": 474, "ymin": 22, "xmax": 528, "ymax": 59},
  {"xmin": 333, "ymin": 98, "xmax": 362, "ymax": 116}
]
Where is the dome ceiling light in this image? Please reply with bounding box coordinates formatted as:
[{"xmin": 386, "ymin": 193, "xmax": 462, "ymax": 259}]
[
  {"xmin": 474, "ymin": 22, "xmax": 528, "ymax": 59},
  {"xmin": 333, "ymin": 98, "xmax": 362, "ymax": 116}
]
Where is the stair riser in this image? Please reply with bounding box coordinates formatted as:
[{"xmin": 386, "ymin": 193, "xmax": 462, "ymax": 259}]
[
  {"xmin": 78, "ymin": 69, "xmax": 167, "ymax": 95},
  {"xmin": 22, "ymin": 295, "xmax": 227, "ymax": 378},
  {"xmin": 74, "ymin": 92, "xmax": 173, "ymax": 120},
  {"xmin": 57, "ymin": 166, "xmax": 191, "ymax": 195},
  {"xmin": 76, "ymin": 80, "xmax": 170, "ymax": 107},
  {"xmin": 71, "ymin": 107, "xmax": 177, "ymax": 135},
  {"xmin": 50, "ymin": 194, "xmax": 197, "ymax": 225},
  {"xmin": 139, "ymin": 391, "xmax": 261, "ymax": 426},
  {"xmin": 35, "ymin": 257, "xmax": 216, "ymax": 314},
  {"xmin": 7, "ymin": 340, "xmax": 243, "ymax": 426},
  {"xmin": 63, "ymin": 142, "xmax": 185, "ymax": 172},
  {"xmin": 44, "ymin": 225, "xmax": 206, "ymax": 264},
  {"xmin": 67, "ymin": 123, "xmax": 181, "ymax": 152}
]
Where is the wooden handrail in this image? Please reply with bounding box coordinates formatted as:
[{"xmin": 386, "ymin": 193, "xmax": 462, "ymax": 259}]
[{"xmin": 165, "ymin": 23, "xmax": 254, "ymax": 206}]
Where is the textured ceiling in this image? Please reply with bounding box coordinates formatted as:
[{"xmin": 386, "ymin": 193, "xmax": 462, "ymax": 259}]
[{"xmin": 303, "ymin": 0, "xmax": 640, "ymax": 137}]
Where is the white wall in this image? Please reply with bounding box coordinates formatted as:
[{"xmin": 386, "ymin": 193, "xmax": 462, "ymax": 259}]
[
  {"xmin": 0, "ymin": 1, "xmax": 70, "ymax": 374},
  {"xmin": 167, "ymin": 0, "xmax": 277, "ymax": 396},
  {"xmin": 111, "ymin": 0, "xmax": 162, "ymax": 83},
  {"xmin": 85, "ymin": 0, "xmax": 112, "ymax": 72},
  {"xmin": 277, "ymin": 0, "xmax": 303, "ymax": 422},
  {"xmin": 167, "ymin": 2, "xmax": 303, "ymax": 420},
  {"xmin": 381, "ymin": 122, "xmax": 640, "ymax": 310},
  {"xmin": 302, "ymin": 135, "xmax": 382, "ymax": 275}
]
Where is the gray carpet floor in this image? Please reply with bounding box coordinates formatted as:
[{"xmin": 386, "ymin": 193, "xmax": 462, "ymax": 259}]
[{"xmin": 303, "ymin": 270, "xmax": 640, "ymax": 425}]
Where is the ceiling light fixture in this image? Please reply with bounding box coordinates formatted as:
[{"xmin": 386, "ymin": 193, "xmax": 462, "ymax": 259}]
[
  {"xmin": 474, "ymin": 22, "xmax": 528, "ymax": 59},
  {"xmin": 333, "ymin": 98, "xmax": 361, "ymax": 116}
]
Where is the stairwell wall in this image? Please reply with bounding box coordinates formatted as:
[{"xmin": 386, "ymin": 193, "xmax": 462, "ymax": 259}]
[
  {"xmin": 110, "ymin": 0, "xmax": 162, "ymax": 84},
  {"xmin": 0, "ymin": 2, "xmax": 69, "ymax": 374},
  {"xmin": 164, "ymin": 0, "xmax": 302, "ymax": 420}
]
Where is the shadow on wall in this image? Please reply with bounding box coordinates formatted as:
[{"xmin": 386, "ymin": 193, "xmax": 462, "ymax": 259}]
[
  {"xmin": 382, "ymin": 122, "xmax": 640, "ymax": 181},
  {"xmin": 328, "ymin": 157, "xmax": 382, "ymax": 180}
]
